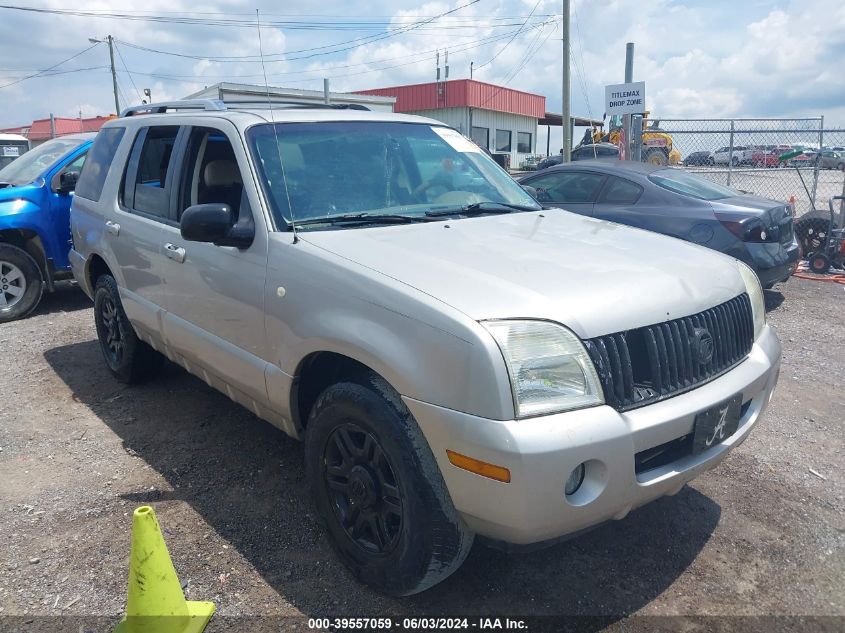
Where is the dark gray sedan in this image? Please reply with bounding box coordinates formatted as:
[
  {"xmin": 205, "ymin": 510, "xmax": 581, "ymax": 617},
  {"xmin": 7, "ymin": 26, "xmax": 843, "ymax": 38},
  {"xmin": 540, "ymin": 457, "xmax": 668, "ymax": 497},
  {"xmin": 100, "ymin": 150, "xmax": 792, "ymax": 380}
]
[{"xmin": 518, "ymin": 161, "xmax": 799, "ymax": 288}]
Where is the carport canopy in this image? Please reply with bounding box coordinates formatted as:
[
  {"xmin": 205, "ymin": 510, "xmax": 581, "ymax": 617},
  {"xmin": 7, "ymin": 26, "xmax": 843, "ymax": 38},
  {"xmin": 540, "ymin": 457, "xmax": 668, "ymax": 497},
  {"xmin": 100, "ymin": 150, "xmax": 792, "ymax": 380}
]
[{"xmin": 540, "ymin": 112, "xmax": 605, "ymax": 155}]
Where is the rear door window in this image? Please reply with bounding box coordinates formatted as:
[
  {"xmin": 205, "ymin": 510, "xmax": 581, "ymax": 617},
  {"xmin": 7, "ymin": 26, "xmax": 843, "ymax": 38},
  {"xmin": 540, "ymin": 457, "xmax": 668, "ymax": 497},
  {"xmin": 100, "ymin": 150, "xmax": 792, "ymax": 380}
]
[
  {"xmin": 122, "ymin": 126, "xmax": 181, "ymax": 220},
  {"xmin": 599, "ymin": 177, "xmax": 643, "ymax": 204},
  {"xmin": 75, "ymin": 127, "xmax": 125, "ymax": 201}
]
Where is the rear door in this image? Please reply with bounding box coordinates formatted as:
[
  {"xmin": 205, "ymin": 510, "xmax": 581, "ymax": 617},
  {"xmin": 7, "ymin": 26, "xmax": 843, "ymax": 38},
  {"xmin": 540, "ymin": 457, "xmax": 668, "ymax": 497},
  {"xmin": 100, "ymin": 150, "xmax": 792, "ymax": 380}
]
[
  {"xmin": 158, "ymin": 122, "xmax": 270, "ymax": 409},
  {"xmin": 109, "ymin": 125, "xmax": 183, "ymax": 334},
  {"xmin": 521, "ymin": 170, "xmax": 606, "ymax": 216}
]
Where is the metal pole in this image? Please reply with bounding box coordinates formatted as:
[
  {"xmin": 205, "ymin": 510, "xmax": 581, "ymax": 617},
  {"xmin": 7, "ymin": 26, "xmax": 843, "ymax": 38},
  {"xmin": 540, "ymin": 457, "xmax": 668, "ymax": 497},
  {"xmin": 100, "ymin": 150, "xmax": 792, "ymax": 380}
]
[
  {"xmin": 727, "ymin": 119, "xmax": 735, "ymax": 187},
  {"xmin": 631, "ymin": 115, "xmax": 642, "ymax": 162},
  {"xmin": 49, "ymin": 113, "xmax": 56, "ymax": 139},
  {"xmin": 470, "ymin": 61, "xmax": 473, "ymax": 80},
  {"xmin": 107, "ymin": 36, "xmax": 120, "ymax": 115},
  {"xmin": 561, "ymin": 0, "xmax": 571, "ymax": 162},
  {"xmin": 812, "ymin": 115, "xmax": 823, "ymax": 210},
  {"xmin": 323, "ymin": 78, "xmax": 330, "ymax": 105},
  {"xmin": 623, "ymin": 42, "xmax": 634, "ymax": 161}
]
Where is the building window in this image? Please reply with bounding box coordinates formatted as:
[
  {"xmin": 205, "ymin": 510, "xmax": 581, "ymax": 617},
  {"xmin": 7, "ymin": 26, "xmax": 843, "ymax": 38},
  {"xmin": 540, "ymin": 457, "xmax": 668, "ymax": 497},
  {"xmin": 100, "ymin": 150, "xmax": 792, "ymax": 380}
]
[
  {"xmin": 495, "ymin": 129, "xmax": 512, "ymax": 153},
  {"xmin": 517, "ymin": 132, "xmax": 532, "ymax": 154},
  {"xmin": 471, "ymin": 126, "xmax": 489, "ymax": 151}
]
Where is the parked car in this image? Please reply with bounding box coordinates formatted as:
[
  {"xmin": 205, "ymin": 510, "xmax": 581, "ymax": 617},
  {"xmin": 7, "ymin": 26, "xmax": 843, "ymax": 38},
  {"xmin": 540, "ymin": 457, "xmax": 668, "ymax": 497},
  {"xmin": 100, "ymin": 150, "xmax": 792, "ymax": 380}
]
[
  {"xmin": 0, "ymin": 133, "xmax": 94, "ymax": 322},
  {"xmin": 517, "ymin": 161, "xmax": 799, "ymax": 288},
  {"xmin": 818, "ymin": 150, "xmax": 845, "ymax": 170},
  {"xmin": 70, "ymin": 101, "xmax": 780, "ymax": 595},
  {"xmin": 0, "ymin": 133, "xmax": 30, "ymax": 170},
  {"xmin": 711, "ymin": 146, "xmax": 751, "ymax": 166},
  {"xmin": 536, "ymin": 143, "xmax": 619, "ymax": 169},
  {"xmin": 683, "ymin": 150, "xmax": 713, "ymax": 166},
  {"xmin": 750, "ymin": 145, "xmax": 792, "ymax": 168}
]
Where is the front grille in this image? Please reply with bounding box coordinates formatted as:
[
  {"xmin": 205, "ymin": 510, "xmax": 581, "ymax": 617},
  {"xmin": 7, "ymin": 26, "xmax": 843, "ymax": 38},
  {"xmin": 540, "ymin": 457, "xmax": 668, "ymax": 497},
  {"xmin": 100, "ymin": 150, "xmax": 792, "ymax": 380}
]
[{"xmin": 584, "ymin": 294, "xmax": 754, "ymax": 411}]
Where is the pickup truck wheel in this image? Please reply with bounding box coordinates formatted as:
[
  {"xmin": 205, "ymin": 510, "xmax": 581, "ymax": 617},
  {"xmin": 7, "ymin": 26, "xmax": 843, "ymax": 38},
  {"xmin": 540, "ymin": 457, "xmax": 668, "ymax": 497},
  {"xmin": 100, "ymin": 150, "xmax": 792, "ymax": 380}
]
[
  {"xmin": 93, "ymin": 275, "xmax": 163, "ymax": 384},
  {"xmin": 0, "ymin": 244, "xmax": 43, "ymax": 323},
  {"xmin": 304, "ymin": 374, "xmax": 474, "ymax": 595}
]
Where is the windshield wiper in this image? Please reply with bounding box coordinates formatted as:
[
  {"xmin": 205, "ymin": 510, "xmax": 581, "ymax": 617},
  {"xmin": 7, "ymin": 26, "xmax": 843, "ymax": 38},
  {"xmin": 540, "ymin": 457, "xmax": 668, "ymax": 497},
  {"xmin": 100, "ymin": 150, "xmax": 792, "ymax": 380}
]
[
  {"xmin": 424, "ymin": 201, "xmax": 540, "ymax": 217},
  {"xmin": 293, "ymin": 212, "xmax": 431, "ymax": 227}
]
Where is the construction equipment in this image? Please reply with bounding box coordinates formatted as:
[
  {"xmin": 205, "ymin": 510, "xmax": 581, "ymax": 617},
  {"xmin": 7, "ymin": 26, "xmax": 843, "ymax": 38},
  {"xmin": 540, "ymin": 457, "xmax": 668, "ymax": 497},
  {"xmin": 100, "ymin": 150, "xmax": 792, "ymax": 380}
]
[
  {"xmin": 585, "ymin": 112, "xmax": 681, "ymax": 166},
  {"xmin": 805, "ymin": 196, "xmax": 845, "ymax": 274}
]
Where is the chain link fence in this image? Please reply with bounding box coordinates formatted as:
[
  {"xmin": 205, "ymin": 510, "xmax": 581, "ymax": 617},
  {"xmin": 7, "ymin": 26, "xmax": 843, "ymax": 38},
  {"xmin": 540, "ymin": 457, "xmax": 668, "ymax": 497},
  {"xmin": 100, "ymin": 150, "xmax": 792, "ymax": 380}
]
[{"xmin": 652, "ymin": 118, "xmax": 845, "ymax": 217}]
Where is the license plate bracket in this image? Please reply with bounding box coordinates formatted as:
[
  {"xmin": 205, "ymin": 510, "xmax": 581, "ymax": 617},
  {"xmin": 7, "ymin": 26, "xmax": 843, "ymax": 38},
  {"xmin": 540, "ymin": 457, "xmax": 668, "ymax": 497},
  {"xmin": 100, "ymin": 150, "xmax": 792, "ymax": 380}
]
[{"xmin": 692, "ymin": 393, "xmax": 743, "ymax": 455}]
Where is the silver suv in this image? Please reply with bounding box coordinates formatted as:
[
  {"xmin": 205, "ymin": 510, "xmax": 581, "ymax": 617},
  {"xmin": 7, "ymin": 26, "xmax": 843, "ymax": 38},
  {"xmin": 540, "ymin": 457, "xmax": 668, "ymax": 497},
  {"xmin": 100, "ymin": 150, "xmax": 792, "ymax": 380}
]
[{"xmin": 70, "ymin": 100, "xmax": 781, "ymax": 595}]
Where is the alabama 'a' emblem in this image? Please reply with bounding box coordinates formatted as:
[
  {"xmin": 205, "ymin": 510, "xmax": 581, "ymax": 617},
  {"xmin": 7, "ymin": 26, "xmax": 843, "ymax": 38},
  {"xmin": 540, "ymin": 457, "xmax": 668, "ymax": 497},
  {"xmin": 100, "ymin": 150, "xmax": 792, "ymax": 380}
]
[{"xmin": 706, "ymin": 405, "xmax": 730, "ymax": 446}]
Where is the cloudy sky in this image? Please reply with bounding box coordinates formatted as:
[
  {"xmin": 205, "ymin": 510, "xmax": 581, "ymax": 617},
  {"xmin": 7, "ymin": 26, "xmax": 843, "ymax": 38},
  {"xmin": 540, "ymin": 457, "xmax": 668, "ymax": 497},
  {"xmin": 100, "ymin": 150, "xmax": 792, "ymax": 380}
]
[{"xmin": 1, "ymin": 0, "xmax": 844, "ymax": 148}]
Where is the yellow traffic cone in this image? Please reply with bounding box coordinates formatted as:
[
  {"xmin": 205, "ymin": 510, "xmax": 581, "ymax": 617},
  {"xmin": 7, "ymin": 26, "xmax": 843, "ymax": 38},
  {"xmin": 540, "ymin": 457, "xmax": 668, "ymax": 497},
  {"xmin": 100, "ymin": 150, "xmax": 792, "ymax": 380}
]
[{"xmin": 114, "ymin": 506, "xmax": 215, "ymax": 633}]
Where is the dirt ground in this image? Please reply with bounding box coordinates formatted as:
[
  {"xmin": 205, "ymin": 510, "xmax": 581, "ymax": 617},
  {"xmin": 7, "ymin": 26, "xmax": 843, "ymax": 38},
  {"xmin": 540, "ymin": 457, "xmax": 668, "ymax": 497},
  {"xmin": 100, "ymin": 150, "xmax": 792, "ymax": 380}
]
[{"xmin": 0, "ymin": 276, "xmax": 843, "ymax": 632}]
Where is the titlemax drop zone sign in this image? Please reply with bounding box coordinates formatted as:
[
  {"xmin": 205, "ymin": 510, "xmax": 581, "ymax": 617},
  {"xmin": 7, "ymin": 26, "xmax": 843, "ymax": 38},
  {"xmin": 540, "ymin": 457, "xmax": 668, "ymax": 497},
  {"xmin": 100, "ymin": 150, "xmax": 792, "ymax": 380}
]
[{"xmin": 605, "ymin": 81, "xmax": 646, "ymax": 116}]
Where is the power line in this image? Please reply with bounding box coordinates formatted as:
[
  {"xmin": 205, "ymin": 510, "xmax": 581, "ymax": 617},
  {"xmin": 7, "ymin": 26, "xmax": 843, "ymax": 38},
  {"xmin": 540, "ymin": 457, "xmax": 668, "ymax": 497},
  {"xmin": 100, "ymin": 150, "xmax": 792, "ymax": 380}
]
[
  {"xmin": 113, "ymin": 0, "xmax": 484, "ymax": 64},
  {"xmin": 473, "ymin": 0, "xmax": 542, "ymax": 72},
  {"xmin": 0, "ymin": 42, "xmax": 100, "ymax": 89},
  {"xmin": 113, "ymin": 41, "xmax": 143, "ymax": 102}
]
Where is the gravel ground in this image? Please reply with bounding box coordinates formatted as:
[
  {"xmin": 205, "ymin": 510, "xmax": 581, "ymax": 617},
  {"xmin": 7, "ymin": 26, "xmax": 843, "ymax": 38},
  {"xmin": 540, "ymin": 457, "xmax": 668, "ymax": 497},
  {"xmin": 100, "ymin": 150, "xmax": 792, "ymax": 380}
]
[{"xmin": 0, "ymin": 277, "xmax": 843, "ymax": 632}]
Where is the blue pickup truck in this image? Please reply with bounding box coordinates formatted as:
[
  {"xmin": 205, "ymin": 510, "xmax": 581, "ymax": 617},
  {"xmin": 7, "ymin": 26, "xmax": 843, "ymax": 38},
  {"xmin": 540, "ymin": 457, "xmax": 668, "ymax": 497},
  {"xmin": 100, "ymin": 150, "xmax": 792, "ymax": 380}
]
[{"xmin": 0, "ymin": 133, "xmax": 94, "ymax": 322}]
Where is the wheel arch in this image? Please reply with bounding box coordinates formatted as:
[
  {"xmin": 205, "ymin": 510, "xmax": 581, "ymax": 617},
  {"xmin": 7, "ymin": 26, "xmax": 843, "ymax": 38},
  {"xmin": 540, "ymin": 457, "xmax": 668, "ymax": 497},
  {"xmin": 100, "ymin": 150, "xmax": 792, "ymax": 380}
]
[
  {"xmin": 0, "ymin": 228, "xmax": 48, "ymax": 283},
  {"xmin": 291, "ymin": 351, "xmax": 393, "ymax": 434}
]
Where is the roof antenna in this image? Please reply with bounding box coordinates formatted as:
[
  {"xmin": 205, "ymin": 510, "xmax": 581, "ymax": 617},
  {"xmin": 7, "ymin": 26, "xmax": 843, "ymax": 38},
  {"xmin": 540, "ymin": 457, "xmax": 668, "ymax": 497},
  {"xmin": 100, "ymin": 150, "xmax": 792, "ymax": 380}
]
[{"xmin": 256, "ymin": 9, "xmax": 298, "ymax": 243}]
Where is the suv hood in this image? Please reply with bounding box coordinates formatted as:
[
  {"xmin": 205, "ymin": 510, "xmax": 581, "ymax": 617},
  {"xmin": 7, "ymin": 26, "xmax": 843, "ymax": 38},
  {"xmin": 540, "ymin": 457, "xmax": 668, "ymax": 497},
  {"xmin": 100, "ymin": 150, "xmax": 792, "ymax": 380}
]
[{"xmin": 302, "ymin": 210, "xmax": 746, "ymax": 339}]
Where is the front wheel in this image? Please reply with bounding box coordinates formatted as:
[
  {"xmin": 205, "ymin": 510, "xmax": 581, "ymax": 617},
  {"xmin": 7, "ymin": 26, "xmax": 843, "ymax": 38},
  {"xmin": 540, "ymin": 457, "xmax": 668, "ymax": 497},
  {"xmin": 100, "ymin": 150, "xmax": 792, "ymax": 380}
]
[
  {"xmin": 93, "ymin": 274, "xmax": 164, "ymax": 383},
  {"xmin": 304, "ymin": 373, "xmax": 473, "ymax": 595},
  {"xmin": 0, "ymin": 243, "xmax": 43, "ymax": 323},
  {"xmin": 644, "ymin": 149, "xmax": 668, "ymax": 166},
  {"xmin": 808, "ymin": 253, "xmax": 830, "ymax": 275}
]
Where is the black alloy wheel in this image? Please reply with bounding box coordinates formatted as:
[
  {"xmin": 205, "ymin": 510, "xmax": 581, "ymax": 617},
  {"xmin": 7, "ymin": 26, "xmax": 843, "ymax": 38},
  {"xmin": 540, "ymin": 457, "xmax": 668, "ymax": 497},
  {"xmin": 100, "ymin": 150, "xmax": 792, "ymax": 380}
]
[{"xmin": 323, "ymin": 422, "xmax": 402, "ymax": 555}]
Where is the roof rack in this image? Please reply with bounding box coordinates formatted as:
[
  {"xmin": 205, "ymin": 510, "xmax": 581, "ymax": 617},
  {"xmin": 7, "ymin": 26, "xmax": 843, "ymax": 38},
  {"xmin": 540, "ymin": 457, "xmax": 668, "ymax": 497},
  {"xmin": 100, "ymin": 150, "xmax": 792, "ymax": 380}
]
[
  {"xmin": 121, "ymin": 99, "xmax": 227, "ymax": 117},
  {"xmin": 121, "ymin": 99, "xmax": 370, "ymax": 118}
]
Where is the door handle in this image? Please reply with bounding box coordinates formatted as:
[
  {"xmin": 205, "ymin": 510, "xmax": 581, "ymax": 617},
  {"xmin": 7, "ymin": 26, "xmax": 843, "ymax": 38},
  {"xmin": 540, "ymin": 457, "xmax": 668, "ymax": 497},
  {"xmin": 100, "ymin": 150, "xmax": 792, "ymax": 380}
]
[
  {"xmin": 164, "ymin": 243, "xmax": 186, "ymax": 263},
  {"xmin": 105, "ymin": 220, "xmax": 120, "ymax": 236}
]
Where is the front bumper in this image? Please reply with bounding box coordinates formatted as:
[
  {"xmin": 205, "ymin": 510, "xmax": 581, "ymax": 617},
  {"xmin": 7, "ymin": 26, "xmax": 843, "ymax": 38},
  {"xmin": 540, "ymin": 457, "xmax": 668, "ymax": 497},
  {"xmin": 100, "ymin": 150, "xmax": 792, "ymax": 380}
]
[{"xmin": 405, "ymin": 325, "xmax": 781, "ymax": 545}]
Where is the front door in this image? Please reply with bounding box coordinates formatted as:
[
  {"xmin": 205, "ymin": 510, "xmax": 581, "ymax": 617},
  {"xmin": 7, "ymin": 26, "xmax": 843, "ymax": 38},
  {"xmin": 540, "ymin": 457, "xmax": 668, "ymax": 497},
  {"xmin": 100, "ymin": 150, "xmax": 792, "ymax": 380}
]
[{"xmin": 158, "ymin": 123, "xmax": 270, "ymax": 408}]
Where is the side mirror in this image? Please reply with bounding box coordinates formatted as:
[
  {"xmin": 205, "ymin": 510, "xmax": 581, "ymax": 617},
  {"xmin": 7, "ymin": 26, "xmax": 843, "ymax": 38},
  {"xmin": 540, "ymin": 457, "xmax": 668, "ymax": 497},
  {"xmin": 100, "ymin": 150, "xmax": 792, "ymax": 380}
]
[
  {"xmin": 521, "ymin": 185, "xmax": 539, "ymax": 199},
  {"xmin": 58, "ymin": 171, "xmax": 80, "ymax": 194},
  {"xmin": 180, "ymin": 203, "xmax": 254, "ymax": 248}
]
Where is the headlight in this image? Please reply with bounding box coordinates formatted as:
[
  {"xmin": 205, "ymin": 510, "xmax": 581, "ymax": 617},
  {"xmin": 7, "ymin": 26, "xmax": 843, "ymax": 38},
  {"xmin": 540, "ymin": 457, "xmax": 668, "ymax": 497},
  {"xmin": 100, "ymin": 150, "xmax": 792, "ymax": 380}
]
[
  {"xmin": 737, "ymin": 261, "xmax": 765, "ymax": 339},
  {"xmin": 482, "ymin": 320, "xmax": 604, "ymax": 418}
]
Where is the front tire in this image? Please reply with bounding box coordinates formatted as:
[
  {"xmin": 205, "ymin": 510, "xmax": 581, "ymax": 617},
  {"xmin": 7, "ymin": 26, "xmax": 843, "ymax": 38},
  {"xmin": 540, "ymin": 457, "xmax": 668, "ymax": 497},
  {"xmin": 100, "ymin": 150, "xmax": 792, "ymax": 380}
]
[
  {"xmin": 808, "ymin": 253, "xmax": 830, "ymax": 275},
  {"xmin": 93, "ymin": 274, "xmax": 163, "ymax": 384},
  {"xmin": 304, "ymin": 373, "xmax": 474, "ymax": 595},
  {"xmin": 0, "ymin": 243, "xmax": 43, "ymax": 323}
]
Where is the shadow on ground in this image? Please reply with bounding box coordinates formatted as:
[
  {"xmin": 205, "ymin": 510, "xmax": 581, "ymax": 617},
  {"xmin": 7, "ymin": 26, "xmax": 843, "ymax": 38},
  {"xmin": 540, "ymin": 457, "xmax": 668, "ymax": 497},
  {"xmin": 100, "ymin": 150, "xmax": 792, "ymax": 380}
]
[
  {"xmin": 45, "ymin": 340, "xmax": 720, "ymax": 624},
  {"xmin": 764, "ymin": 288, "xmax": 785, "ymax": 312},
  {"xmin": 31, "ymin": 281, "xmax": 90, "ymax": 317}
]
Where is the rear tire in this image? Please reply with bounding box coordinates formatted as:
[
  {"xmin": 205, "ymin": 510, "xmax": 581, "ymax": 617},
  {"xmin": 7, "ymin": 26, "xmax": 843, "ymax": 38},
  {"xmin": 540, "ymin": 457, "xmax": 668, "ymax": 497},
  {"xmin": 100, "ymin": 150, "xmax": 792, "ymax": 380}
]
[
  {"xmin": 644, "ymin": 149, "xmax": 668, "ymax": 166},
  {"xmin": 0, "ymin": 243, "xmax": 43, "ymax": 323},
  {"xmin": 93, "ymin": 274, "xmax": 164, "ymax": 384},
  {"xmin": 304, "ymin": 373, "xmax": 473, "ymax": 595}
]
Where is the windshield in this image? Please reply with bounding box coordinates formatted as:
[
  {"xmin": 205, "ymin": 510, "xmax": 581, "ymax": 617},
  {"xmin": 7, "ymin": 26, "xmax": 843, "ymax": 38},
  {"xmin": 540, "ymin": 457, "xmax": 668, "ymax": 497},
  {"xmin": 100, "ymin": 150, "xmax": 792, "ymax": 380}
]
[
  {"xmin": 247, "ymin": 121, "xmax": 539, "ymax": 229},
  {"xmin": 648, "ymin": 169, "xmax": 739, "ymax": 200},
  {"xmin": 0, "ymin": 137, "xmax": 86, "ymax": 186}
]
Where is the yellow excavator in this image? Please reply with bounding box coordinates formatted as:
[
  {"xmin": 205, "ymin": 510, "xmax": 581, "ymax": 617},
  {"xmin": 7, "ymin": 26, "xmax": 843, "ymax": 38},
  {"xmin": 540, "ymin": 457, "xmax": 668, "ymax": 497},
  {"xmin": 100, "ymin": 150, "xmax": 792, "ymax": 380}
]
[{"xmin": 586, "ymin": 112, "xmax": 681, "ymax": 166}]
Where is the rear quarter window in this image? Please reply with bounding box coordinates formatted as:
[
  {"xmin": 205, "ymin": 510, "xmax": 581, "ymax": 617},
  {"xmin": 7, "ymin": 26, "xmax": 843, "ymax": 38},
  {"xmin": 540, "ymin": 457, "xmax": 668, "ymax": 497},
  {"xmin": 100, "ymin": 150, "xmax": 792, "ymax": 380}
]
[{"xmin": 75, "ymin": 128, "xmax": 126, "ymax": 202}]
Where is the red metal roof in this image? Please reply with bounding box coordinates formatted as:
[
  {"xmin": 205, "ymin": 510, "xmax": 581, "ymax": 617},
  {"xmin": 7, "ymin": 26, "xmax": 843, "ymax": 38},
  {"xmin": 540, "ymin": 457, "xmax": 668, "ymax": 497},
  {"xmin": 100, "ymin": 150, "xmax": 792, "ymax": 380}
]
[
  {"xmin": 1, "ymin": 116, "xmax": 114, "ymax": 141},
  {"xmin": 355, "ymin": 80, "xmax": 545, "ymax": 118}
]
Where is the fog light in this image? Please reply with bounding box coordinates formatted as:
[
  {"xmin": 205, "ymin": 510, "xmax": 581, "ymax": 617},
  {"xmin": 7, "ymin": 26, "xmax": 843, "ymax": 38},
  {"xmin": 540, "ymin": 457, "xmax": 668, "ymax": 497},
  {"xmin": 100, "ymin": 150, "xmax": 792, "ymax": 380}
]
[{"xmin": 565, "ymin": 463, "xmax": 586, "ymax": 496}]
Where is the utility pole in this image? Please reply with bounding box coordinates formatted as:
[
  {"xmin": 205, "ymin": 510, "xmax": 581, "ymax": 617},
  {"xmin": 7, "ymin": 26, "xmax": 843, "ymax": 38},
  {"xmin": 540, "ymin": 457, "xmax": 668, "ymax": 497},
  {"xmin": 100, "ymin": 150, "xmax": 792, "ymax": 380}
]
[
  {"xmin": 89, "ymin": 36, "xmax": 120, "ymax": 115},
  {"xmin": 623, "ymin": 42, "xmax": 634, "ymax": 161},
  {"xmin": 561, "ymin": 0, "xmax": 571, "ymax": 162}
]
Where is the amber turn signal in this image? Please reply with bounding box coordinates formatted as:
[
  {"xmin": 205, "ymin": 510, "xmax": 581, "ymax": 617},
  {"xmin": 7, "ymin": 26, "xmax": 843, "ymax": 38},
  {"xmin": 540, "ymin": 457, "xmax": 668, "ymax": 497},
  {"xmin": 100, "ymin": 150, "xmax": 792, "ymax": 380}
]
[{"xmin": 446, "ymin": 450, "xmax": 511, "ymax": 483}]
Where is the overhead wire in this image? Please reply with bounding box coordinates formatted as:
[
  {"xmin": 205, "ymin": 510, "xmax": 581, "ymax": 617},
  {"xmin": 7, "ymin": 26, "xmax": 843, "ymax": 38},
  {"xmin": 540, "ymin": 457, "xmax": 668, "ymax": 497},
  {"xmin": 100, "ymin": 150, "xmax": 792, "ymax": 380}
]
[
  {"xmin": 473, "ymin": 0, "xmax": 542, "ymax": 72},
  {"xmin": 113, "ymin": 41, "xmax": 143, "ymax": 102},
  {"xmin": 0, "ymin": 41, "xmax": 100, "ymax": 89}
]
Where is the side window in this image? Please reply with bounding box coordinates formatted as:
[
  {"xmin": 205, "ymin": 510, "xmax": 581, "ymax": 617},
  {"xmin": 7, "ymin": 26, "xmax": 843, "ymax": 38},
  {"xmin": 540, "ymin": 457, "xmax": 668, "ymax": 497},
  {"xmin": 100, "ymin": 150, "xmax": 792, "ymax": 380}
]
[
  {"xmin": 75, "ymin": 127, "xmax": 125, "ymax": 202},
  {"xmin": 599, "ymin": 177, "xmax": 643, "ymax": 204},
  {"xmin": 65, "ymin": 153, "xmax": 87, "ymax": 173},
  {"xmin": 178, "ymin": 127, "xmax": 247, "ymax": 222},
  {"xmin": 123, "ymin": 126, "xmax": 180, "ymax": 219},
  {"xmin": 598, "ymin": 146, "xmax": 619, "ymax": 157},
  {"xmin": 527, "ymin": 172, "xmax": 606, "ymax": 203}
]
